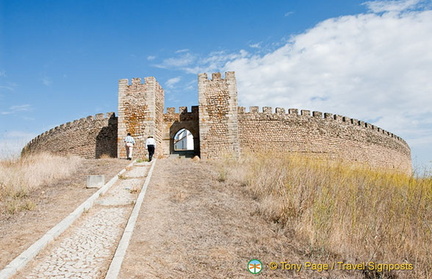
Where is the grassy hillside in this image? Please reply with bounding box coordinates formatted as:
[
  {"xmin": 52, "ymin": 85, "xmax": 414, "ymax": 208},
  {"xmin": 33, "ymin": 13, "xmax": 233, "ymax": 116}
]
[
  {"xmin": 220, "ymin": 153, "xmax": 432, "ymax": 278},
  {"xmin": 0, "ymin": 153, "xmax": 82, "ymax": 214}
]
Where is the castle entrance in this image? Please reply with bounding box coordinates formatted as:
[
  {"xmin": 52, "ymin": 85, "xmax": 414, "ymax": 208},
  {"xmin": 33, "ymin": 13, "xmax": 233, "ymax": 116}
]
[
  {"xmin": 173, "ymin": 128, "xmax": 195, "ymax": 157},
  {"xmin": 169, "ymin": 123, "xmax": 200, "ymax": 158}
]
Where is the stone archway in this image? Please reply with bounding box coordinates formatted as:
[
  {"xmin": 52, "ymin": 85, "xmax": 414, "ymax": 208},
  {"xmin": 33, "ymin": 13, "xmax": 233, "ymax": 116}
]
[
  {"xmin": 169, "ymin": 122, "xmax": 200, "ymax": 158},
  {"xmin": 174, "ymin": 128, "xmax": 194, "ymax": 151},
  {"xmin": 173, "ymin": 128, "xmax": 195, "ymax": 157}
]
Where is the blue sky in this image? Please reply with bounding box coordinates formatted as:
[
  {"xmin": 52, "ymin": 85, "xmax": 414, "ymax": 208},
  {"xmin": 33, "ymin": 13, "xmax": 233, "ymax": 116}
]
[{"xmin": 1, "ymin": 0, "xmax": 431, "ymax": 172}]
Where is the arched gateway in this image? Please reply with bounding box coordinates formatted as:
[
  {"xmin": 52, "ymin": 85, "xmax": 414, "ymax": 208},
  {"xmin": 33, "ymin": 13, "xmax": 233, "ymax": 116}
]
[{"xmin": 116, "ymin": 72, "xmax": 239, "ymax": 160}]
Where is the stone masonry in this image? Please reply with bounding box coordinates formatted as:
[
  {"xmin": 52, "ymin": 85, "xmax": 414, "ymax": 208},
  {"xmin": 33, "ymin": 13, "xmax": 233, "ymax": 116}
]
[
  {"xmin": 22, "ymin": 113, "xmax": 117, "ymax": 159},
  {"xmin": 22, "ymin": 72, "xmax": 412, "ymax": 173},
  {"xmin": 198, "ymin": 72, "xmax": 240, "ymax": 160},
  {"xmin": 117, "ymin": 77, "xmax": 164, "ymax": 159}
]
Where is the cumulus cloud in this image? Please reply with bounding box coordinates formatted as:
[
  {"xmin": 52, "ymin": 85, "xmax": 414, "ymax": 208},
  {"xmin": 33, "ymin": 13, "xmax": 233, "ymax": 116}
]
[{"xmin": 223, "ymin": 5, "xmax": 432, "ymax": 144}]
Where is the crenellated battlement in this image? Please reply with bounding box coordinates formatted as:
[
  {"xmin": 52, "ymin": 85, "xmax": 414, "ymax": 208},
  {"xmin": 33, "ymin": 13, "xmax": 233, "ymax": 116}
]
[
  {"xmin": 22, "ymin": 112, "xmax": 117, "ymax": 158},
  {"xmin": 199, "ymin": 71, "xmax": 236, "ymax": 82},
  {"xmin": 163, "ymin": 106, "xmax": 199, "ymax": 124},
  {"xmin": 165, "ymin": 106, "xmax": 199, "ymax": 114},
  {"xmin": 118, "ymin": 77, "xmax": 158, "ymax": 86},
  {"xmin": 237, "ymin": 106, "xmax": 407, "ymax": 145}
]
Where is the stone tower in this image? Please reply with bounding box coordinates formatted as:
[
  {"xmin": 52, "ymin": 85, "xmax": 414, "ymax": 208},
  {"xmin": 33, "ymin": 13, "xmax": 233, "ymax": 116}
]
[
  {"xmin": 198, "ymin": 72, "xmax": 240, "ymax": 159},
  {"xmin": 117, "ymin": 77, "xmax": 164, "ymax": 159}
]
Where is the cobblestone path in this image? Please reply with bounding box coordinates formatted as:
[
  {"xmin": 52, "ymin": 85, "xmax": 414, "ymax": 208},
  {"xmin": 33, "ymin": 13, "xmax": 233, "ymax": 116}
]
[{"xmin": 14, "ymin": 162, "xmax": 150, "ymax": 279}]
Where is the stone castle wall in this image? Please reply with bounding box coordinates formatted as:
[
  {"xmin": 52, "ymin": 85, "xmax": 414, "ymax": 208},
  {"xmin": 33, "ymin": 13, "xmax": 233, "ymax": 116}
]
[
  {"xmin": 22, "ymin": 113, "xmax": 117, "ymax": 159},
  {"xmin": 237, "ymin": 107, "xmax": 411, "ymax": 173},
  {"xmin": 21, "ymin": 71, "xmax": 412, "ymax": 173}
]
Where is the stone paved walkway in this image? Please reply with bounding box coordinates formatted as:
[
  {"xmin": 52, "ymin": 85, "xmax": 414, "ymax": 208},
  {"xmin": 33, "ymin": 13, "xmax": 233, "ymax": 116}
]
[{"xmin": 13, "ymin": 162, "xmax": 151, "ymax": 279}]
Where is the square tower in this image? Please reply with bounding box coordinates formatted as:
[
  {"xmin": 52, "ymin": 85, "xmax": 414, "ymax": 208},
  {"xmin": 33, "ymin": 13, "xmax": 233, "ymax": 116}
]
[
  {"xmin": 198, "ymin": 72, "xmax": 240, "ymax": 159},
  {"xmin": 117, "ymin": 77, "xmax": 164, "ymax": 159}
]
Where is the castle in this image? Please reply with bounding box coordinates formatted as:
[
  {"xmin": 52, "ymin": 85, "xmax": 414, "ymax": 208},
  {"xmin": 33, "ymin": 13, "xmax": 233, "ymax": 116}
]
[{"xmin": 22, "ymin": 72, "xmax": 412, "ymax": 173}]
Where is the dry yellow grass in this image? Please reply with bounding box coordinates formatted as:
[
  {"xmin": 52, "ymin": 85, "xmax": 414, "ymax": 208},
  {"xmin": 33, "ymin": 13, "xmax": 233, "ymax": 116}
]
[
  {"xmin": 0, "ymin": 153, "xmax": 82, "ymax": 214},
  {"xmin": 221, "ymin": 152, "xmax": 432, "ymax": 278}
]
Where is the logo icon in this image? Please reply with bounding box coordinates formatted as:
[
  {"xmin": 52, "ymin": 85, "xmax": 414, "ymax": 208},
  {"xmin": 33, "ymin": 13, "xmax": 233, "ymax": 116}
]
[{"xmin": 248, "ymin": 259, "xmax": 263, "ymax": 274}]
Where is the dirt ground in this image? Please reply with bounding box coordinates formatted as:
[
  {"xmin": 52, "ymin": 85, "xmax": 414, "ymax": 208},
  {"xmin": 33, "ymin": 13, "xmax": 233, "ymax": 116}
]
[
  {"xmin": 119, "ymin": 158, "xmax": 359, "ymax": 279},
  {"xmin": 0, "ymin": 158, "xmax": 131, "ymax": 270},
  {"xmin": 1, "ymin": 157, "xmax": 363, "ymax": 278}
]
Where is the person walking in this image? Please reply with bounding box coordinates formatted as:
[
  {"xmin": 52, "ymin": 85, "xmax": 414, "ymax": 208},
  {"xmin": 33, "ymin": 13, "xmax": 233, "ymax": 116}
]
[
  {"xmin": 146, "ymin": 135, "xmax": 156, "ymax": 162},
  {"xmin": 124, "ymin": 133, "xmax": 135, "ymax": 160}
]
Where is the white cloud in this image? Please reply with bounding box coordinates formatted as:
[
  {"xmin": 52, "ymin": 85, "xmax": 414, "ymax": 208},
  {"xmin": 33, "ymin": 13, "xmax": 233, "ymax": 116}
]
[
  {"xmin": 156, "ymin": 52, "xmax": 196, "ymax": 69},
  {"xmin": 182, "ymin": 50, "xmax": 250, "ymax": 74},
  {"xmin": 165, "ymin": 76, "xmax": 182, "ymax": 89},
  {"xmin": 1, "ymin": 104, "xmax": 32, "ymax": 115},
  {"xmin": 363, "ymin": 0, "xmax": 424, "ymax": 13},
  {"xmin": 147, "ymin": 55, "xmax": 156, "ymax": 61},
  {"xmin": 221, "ymin": 7, "xmax": 432, "ymax": 147},
  {"xmin": 154, "ymin": 49, "xmax": 250, "ymax": 75},
  {"xmin": 249, "ymin": 42, "xmax": 262, "ymax": 49}
]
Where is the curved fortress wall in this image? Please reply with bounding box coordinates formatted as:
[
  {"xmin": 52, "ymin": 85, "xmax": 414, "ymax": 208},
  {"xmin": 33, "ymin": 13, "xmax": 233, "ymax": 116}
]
[
  {"xmin": 22, "ymin": 113, "xmax": 117, "ymax": 159},
  {"xmin": 238, "ymin": 107, "xmax": 411, "ymax": 172}
]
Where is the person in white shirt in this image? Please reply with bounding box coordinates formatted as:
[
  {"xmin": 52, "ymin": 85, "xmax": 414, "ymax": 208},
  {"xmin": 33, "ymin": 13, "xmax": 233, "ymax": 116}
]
[
  {"xmin": 145, "ymin": 135, "xmax": 156, "ymax": 162},
  {"xmin": 124, "ymin": 133, "xmax": 135, "ymax": 160}
]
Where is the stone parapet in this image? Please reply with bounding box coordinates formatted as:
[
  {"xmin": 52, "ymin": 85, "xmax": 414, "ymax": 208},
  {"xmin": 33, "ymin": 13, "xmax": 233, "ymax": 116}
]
[
  {"xmin": 237, "ymin": 106, "xmax": 411, "ymax": 173},
  {"xmin": 22, "ymin": 112, "xmax": 117, "ymax": 158}
]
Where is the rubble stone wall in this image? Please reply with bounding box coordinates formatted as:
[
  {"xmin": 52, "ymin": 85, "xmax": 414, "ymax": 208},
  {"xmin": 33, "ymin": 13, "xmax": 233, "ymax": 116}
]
[
  {"xmin": 238, "ymin": 107, "xmax": 411, "ymax": 172},
  {"xmin": 22, "ymin": 113, "xmax": 117, "ymax": 159}
]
